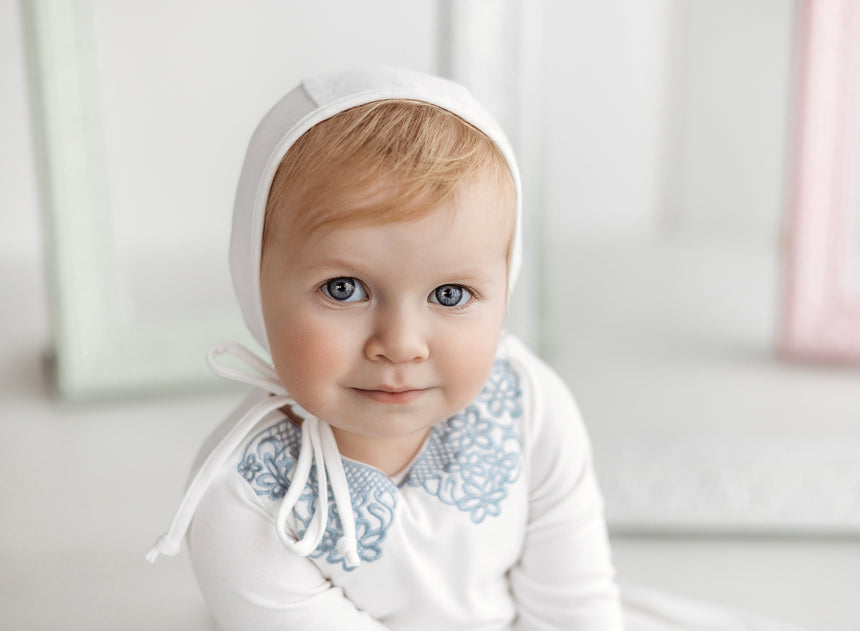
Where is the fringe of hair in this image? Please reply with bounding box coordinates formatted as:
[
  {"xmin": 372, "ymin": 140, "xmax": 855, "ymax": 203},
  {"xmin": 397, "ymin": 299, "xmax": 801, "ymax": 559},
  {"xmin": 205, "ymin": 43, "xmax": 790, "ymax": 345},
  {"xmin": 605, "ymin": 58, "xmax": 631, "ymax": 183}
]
[{"xmin": 263, "ymin": 100, "xmax": 516, "ymax": 249}]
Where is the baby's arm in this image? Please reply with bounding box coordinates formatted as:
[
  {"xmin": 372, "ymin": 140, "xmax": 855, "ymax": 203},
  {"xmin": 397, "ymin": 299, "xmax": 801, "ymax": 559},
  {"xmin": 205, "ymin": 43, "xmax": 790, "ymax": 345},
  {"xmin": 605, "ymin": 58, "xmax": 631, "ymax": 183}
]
[
  {"xmin": 508, "ymin": 348, "xmax": 624, "ymax": 631},
  {"xmin": 188, "ymin": 469, "xmax": 389, "ymax": 631}
]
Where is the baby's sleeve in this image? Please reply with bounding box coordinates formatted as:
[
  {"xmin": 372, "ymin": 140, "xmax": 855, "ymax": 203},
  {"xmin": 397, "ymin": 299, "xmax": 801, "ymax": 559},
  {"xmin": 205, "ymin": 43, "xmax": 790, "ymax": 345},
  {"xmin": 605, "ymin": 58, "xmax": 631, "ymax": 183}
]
[
  {"xmin": 187, "ymin": 466, "xmax": 389, "ymax": 631},
  {"xmin": 507, "ymin": 345, "xmax": 624, "ymax": 631}
]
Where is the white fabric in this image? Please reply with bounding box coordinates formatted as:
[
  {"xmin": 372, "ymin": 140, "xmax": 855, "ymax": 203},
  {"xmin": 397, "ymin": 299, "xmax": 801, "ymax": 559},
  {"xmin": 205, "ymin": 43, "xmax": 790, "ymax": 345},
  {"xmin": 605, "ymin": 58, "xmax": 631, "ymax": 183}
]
[
  {"xmin": 228, "ymin": 67, "xmax": 523, "ymax": 352},
  {"xmin": 185, "ymin": 335, "xmax": 624, "ymax": 630}
]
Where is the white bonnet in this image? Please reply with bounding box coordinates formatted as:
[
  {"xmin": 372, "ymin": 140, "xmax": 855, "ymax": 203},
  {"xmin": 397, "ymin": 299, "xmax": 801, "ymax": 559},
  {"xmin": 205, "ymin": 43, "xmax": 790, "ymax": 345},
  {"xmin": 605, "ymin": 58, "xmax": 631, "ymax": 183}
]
[{"xmin": 229, "ymin": 67, "xmax": 523, "ymax": 352}]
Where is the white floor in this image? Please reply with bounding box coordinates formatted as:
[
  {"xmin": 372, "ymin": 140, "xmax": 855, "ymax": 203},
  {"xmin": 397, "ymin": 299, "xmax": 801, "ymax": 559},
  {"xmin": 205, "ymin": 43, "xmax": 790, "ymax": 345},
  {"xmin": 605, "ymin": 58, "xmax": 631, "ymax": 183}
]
[
  {"xmin": 613, "ymin": 536, "xmax": 860, "ymax": 631},
  {"xmin": 2, "ymin": 257, "xmax": 859, "ymax": 631}
]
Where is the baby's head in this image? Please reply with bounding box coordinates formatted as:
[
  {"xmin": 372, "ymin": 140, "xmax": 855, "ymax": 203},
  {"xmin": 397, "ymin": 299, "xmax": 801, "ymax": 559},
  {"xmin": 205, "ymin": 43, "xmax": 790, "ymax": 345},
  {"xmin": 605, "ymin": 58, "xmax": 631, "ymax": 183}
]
[{"xmin": 229, "ymin": 69, "xmax": 522, "ymax": 464}]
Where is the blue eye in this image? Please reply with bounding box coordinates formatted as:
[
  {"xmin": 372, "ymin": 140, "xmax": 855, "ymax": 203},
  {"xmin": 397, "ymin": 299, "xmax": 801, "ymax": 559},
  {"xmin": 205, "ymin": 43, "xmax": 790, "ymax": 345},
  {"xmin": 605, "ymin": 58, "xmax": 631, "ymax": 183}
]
[
  {"xmin": 322, "ymin": 277, "xmax": 366, "ymax": 302},
  {"xmin": 430, "ymin": 284, "xmax": 472, "ymax": 307}
]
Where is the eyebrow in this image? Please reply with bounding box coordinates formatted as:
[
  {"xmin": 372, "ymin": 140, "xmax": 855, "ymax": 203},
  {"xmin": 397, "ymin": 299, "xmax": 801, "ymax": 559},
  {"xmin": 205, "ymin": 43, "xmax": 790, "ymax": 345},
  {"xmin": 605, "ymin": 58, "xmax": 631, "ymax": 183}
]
[
  {"xmin": 300, "ymin": 257, "xmax": 497, "ymax": 285},
  {"xmin": 298, "ymin": 257, "xmax": 370, "ymax": 276}
]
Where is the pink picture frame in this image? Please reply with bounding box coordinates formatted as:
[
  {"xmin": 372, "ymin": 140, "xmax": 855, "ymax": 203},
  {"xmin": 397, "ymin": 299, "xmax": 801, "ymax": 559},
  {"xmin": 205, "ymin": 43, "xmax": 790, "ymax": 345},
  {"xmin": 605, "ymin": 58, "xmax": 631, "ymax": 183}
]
[{"xmin": 781, "ymin": 0, "xmax": 860, "ymax": 362}]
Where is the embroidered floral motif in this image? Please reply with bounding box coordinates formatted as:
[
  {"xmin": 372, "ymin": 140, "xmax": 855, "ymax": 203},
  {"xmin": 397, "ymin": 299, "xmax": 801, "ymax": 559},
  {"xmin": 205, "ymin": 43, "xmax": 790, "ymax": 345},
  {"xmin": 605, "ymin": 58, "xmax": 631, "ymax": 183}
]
[
  {"xmin": 237, "ymin": 453, "xmax": 263, "ymax": 482},
  {"xmin": 240, "ymin": 421, "xmax": 397, "ymax": 571},
  {"xmin": 247, "ymin": 422, "xmax": 303, "ymax": 501},
  {"xmin": 406, "ymin": 359, "xmax": 522, "ymax": 523}
]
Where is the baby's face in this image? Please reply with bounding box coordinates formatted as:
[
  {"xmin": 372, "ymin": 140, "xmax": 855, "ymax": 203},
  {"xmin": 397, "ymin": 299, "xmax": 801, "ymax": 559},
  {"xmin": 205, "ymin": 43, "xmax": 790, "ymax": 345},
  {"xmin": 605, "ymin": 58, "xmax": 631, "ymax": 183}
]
[{"xmin": 259, "ymin": 169, "xmax": 512, "ymax": 470}]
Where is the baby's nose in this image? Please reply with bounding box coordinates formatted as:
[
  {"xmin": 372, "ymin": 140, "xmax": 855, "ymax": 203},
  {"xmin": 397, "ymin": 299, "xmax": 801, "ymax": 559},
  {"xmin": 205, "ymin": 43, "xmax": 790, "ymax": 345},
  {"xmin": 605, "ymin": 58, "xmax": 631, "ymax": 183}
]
[{"xmin": 364, "ymin": 306, "xmax": 430, "ymax": 364}]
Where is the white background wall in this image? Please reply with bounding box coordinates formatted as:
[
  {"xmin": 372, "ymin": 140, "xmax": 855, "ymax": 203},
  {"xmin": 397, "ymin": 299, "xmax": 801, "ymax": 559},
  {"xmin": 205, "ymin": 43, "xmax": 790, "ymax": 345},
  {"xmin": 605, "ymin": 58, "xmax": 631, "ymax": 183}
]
[
  {"xmin": 2, "ymin": 0, "xmax": 41, "ymax": 262},
  {"xmin": 540, "ymin": 0, "xmax": 794, "ymax": 246},
  {"xmin": 673, "ymin": 0, "xmax": 794, "ymax": 242},
  {"xmin": 542, "ymin": 0, "xmax": 675, "ymax": 242}
]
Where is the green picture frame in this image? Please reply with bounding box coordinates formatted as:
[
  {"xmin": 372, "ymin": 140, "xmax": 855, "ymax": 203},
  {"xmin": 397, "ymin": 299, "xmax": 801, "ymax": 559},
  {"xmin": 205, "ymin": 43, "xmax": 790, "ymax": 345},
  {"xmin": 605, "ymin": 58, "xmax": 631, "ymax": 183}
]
[{"xmin": 21, "ymin": 0, "xmax": 251, "ymax": 399}]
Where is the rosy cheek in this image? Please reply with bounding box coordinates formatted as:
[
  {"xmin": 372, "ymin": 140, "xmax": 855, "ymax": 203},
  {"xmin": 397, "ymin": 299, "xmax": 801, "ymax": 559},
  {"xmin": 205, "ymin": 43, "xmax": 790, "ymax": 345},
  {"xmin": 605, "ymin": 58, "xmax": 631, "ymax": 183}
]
[
  {"xmin": 271, "ymin": 315, "xmax": 345, "ymax": 404},
  {"xmin": 442, "ymin": 329, "xmax": 500, "ymax": 407}
]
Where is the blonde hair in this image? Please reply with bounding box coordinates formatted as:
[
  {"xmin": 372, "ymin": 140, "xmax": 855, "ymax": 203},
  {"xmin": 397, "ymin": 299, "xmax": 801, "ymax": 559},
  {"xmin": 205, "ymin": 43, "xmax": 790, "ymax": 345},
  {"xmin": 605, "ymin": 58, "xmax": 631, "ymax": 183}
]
[{"xmin": 262, "ymin": 100, "xmax": 516, "ymax": 250}]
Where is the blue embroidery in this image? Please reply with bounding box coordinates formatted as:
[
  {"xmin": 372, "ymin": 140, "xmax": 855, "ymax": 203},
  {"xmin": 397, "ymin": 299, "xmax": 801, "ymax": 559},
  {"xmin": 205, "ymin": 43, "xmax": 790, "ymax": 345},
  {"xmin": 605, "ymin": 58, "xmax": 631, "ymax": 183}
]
[
  {"xmin": 479, "ymin": 359, "xmax": 524, "ymax": 418},
  {"xmin": 240, "ymin": 421, "xmax": 398, "ymax": 571},
  {"xmin": 237, "ymin": 453, "xmax": 262, "ymax": 482},
  {"xmin": 405, "ymin": 359, "xmax": 522, "ymax": 523},
  {"xmin": 237, "ymin": 358, "xmax": 523, "ymax": 569},
  {"xmin": 312, "ymin": 465, "xmax": 396, "ymax": 566}
]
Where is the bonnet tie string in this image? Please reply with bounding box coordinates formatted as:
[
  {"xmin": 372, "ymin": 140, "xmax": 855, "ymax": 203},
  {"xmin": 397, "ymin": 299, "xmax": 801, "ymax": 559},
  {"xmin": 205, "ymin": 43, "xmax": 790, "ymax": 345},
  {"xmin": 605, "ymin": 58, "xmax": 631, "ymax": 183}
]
[{"xmin": 145, "ymin": 341, "xmax": 361, "ymax": 569}]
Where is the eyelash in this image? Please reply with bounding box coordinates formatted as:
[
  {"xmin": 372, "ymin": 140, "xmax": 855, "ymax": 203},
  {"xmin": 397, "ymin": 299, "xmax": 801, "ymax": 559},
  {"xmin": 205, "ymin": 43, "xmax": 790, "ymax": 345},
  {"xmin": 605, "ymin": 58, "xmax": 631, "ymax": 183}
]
[
  {"xmin": 320, "ymin": 277, "xmax": 368, "ymax": 303},
  {"xmin": 429, "ymin": 284, "xmax": 475, "ymax": 308},
  {"xmin": 318, "ymin": 278, "xmax": 479, "ymax": 308}
]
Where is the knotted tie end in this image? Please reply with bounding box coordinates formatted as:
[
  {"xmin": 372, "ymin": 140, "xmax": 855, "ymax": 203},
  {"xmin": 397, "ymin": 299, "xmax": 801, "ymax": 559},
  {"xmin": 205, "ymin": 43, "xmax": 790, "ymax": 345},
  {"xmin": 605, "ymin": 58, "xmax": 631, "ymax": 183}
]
[{"xmin": 145, "ymin": 533, "xmax": 181, "ymax": 564}]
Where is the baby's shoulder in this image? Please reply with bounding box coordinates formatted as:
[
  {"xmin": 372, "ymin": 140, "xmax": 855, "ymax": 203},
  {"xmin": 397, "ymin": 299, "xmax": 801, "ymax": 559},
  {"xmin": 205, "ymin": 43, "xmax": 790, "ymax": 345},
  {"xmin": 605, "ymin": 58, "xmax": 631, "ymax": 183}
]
[
  {"xmin": 496, "ymin": 334, "xmax": 572, "ymax": 407},
  {"xmin": 496, "ymin": 334, "xmax": 586, "ymax": 447}
]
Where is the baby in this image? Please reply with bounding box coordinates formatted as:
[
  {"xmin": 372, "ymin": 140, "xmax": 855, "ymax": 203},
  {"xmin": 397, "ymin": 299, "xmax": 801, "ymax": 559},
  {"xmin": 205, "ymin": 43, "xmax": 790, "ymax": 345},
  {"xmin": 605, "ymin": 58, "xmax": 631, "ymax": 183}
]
[{"xmin": 148, "ymin": 68, "xmax": 624, "ymax": 630}]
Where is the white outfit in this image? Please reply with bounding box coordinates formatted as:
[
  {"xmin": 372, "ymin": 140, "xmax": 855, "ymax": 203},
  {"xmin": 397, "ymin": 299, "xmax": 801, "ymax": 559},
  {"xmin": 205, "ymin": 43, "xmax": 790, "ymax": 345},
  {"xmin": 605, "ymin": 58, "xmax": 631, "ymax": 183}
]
[
  {"xmin": 186, "ymin": 335, "xmax": 622, "ymax": 630},
  {"xmin": 147, "ymin": 68, "xmax": 810, "ymax": 631}
]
